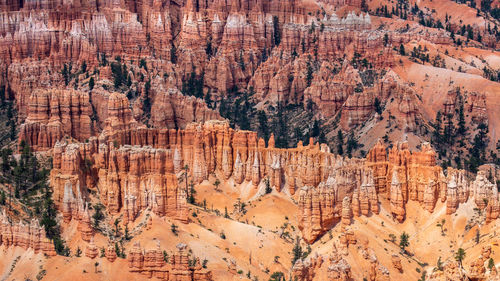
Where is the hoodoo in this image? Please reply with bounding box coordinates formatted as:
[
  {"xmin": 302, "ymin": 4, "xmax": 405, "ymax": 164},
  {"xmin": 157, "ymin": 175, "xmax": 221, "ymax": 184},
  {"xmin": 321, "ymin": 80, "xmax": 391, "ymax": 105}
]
[{"xmin": 0, "ymin": 0, "xmax": 498, "ymax": 280}]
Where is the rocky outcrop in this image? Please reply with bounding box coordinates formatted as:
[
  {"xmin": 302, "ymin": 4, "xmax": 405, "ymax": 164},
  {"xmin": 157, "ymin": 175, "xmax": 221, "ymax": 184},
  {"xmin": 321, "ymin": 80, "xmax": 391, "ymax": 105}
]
[
  {"xmin": 291, "ymin": 254, "xmax": 323, "ymax": 281},
  {"xmin": 428, "ymin": 260, "xmax": 464, "ymax": 281},
  {"xmin": 341, "ymin": 196, "xmax": 352, "ymax": 226},
  {"xmin": 366, "ymin": 139, "xmax": 389, "ymax": 193},
  {"xmin": 127, "ymin": 242, "xmax": 212, "ymax": 280},
  {"xmin": 18, "ymin": 87, "xmax": 223, "ymax": 151},
  {"xmin": 468, "ymin": 246, "xmax": 491, "ymax": 279},
  {"xmin": 391, "ymin": 254, "xmax": 403, "ymax": 273},
  {"xmin": 150, "ymin": 88, "xmax": 222, "ymax": 129},
  {"xmin": 51, "ymin": 140, "xmax": 189, "ymax": 225},
  {"xmin": 0, "ymin": 210, "xmax": 56, "ymax": 256},
  {"xmin": 61, "ymin": 182, "xmax": 94, "ymax": 241},
  {"xmin": 49, "ymin": 120, "xmax": 356, "ymax": 229},
  {"xmin": 471, "ymin": 171, "xmax": 497, "ymax": 210},
  {"xmin": 19, "ymin": 89, "xmax": 93, "ymax": 150},
  {"xmin": 352, "ymin": 169, "xmax": 379, "ymax": 216},
  {"xmin": 85, "ymin": 238, "xmax": 98, "ymax": 259},
  {"xmin": 367, "ymin": 141, "xmax": 446, "ymax": 220},
  {"xmin": 327, "ymin": 247, "xmax": 352, "ymax": 281},
  {"xmin": 390, "ymin": 170, "xmax": 406, "ymax": 222},
  {"xmin": 298, "ymin": 185, "xmax": 336, "ymax": 244},
  {"xmin": 105, "ymin": 244, "xmax": 117, "ymax": 262},
  {"xmin": 96, "ymin": 144, "xmax": 188, "ymax": 223},
  {"xmin": 339, "ymin": 229, "xmax": 357, "ymax": 255},
  {"xmin": 47, "ymin": 120, "xmax": 500, "ymax": 245}
]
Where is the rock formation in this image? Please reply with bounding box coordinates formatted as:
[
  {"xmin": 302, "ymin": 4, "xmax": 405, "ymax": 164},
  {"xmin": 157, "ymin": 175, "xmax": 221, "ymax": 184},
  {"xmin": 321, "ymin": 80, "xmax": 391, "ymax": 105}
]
[
  {"xmin": 327, "ymin": 248, "xmax": 352, "ymax": 281},
  {"xmin": 61, "ymin": 182, "xmax": 94, "ymax": 241},
  {"xmin": 127, "ymin": 242, "xmax": 212, "ymax": 280},
  {"xmin": 19, "ymin": 89, "xmax": 93, "ymax": 150},
  {"xmin": 341, "ymin": 196, "xmax": 352, "ymax": 226},
  {"xmin": 0, "ymin": 0, "xmax": 498, "ymax": 279},
  {"xmin": 468, "ymin": 246, "xmax": 491, "ymax": 279},
  {"xmin": 0, "ymin": 210, "xmax": 56, "ymax": 256},
  {"xmin": 105, "ymin": 244, "xmax": 117, "ymax": 262},
  {"xmin": 85, "ymin": 238, "xmax": 98, "ymax": 259},
  {"xmin": 428, "ymin": 260, "xmax": 464, "ymax": 281},
  {"xmin": 291, "ymin": 254, "xmax": 323, "ymax": 281},
  {"xmin": 391, "ymin": 254, "xmax": 403, "ymax": 273}
]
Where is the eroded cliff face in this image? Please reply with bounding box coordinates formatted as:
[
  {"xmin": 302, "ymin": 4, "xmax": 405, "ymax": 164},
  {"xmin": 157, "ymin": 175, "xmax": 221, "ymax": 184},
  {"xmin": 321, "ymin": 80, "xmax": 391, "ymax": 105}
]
[
  {"xmin": 0, "ymin": 0, "xmax": 498, "ymax": 280},
  {"xmin": 19, "ymin": 89, "xmax": 94, "ymax": 150},
  {"xmin": 3, "ymin": 0, "xmax": 494, "ymax": 154},
  {"xmin": 18, "ymin": 88, "xmax": 220, "ymax": 150},
  {"xmin": 51, "ymin": 139, "xmax": 188, "ymax": 225},
  {"xmin": 49, "ymin": 120, "xmax": 340, "ymax": 224},
  {"xmin": 0, "ymin": 210, "xmax": 56, "ymax": 256},
  {"xmin": 127, "ymin": 242, "xmax": 212, "ymax": 280},
  {"xmin": 47, "ymin": 119, "xmax": 500, "ymax": 246},
  {"xmin": 297, "ymin": 138, "xmax": 499, "ymax": 243}
]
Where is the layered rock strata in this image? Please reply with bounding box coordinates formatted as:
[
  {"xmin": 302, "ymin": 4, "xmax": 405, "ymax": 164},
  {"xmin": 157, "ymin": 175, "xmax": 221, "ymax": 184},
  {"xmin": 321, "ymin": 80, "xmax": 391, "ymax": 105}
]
[
  {"xmin": 127, "ymin": 242, "xmax": 212, "ymax": 280},
  {"xmin": 0, "ymin": 210, "xmax": 56, "ymax": 256},
  {"xmin": 48, "ymin": 120, "xmax": 500, "ymax": 243}
]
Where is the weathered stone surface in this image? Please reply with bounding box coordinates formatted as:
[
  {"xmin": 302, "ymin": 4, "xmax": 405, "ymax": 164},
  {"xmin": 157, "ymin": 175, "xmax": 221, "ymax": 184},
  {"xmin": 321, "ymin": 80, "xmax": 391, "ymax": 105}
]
[
  {"xmin": 150, "ymin": 88, "xmax": 222, "ymax": 129},
  {"xmin": 291, "ymin": 254, "xmax": 323, "ymax": 281},
  {"xmin": 0, "ymin": 210, "xmax": 56, "ymax": 256},
  {"xmin": 391, "ymin": 254, "xmax": 403, "ymax": 273},
  {"xmin": 468, "ymin": 246, "xmax": 491, "ymax": 279},
  {"xmin": 428, "ymin": 260, "xmax": 464, "ymax": 281},
  {"xmin": 128, "ymin": 242, "xmax": 212, "ymax": 280},
  {"xmin": 105, "ymin": 244, "xmax": 117, "ymax": 262},
  {"xmin": 19, "ymin": 89, "xmax": 93, "ymax": 150},
  {"xmin": 327, "ymin": 248, "xmax": 352, "ymax": 281},
  {"xmin": 390, "ymin": 170, "xmax": 405, "ymax": 222},
  {"xmin": 85, "ymin": 238, "xmax": 98, "ymax": 259},
  {"xmin": 341, "ymin": 196, "xmax": 352, "ymax": 226},
  {"xmin": 61, "ymin": 181, "xmax": 94, "ymax": 241}
]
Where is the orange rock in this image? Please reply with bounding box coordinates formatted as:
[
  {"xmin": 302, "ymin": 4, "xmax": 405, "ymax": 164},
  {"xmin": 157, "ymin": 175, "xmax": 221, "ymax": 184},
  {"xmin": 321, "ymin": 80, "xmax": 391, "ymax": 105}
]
[
  {"xmin": 298, "ymin": 184, "xmax": 336, "ymax": 244},
  {"xmin": 77, "ymin": 203, "xmax": 94, "ymax": 242},
  {"xmin": 105, "ymin": 244, "xmax": 117, "ymax": 262},
  {"xmin": 391, "ymin": 254, "xmax": 403, "ymax": 273},
  {"xmin": 19, "ymin": 89, "xmax": 93, "ymax": 151},
  {"xmin": 291, "ymin": 254, "xmax": 323, "ymax": 281},
  {"xmin": 327, "ymin": 249, "xmax": 352, "ymax": 281},
  {"xmin": 341, "ymin": 196, "xmax": 352, "ymax": 226},
  {"xmin": 85, "ymin": 238, "xmax": 98, "ymax": 259},
  {"xmin": 468, "ymin": 246, "xmax": 491, "ymax": 279},
  {"xmin": 0, "ymin": 210, "xmax": 56, "ymax": 256},
  {"xmin": 390, "ymin": 170, "xmax": 405, "ymax": 222},
  {"xmin": 471, "ymin": 171, "xmax": 496, "ymax": 209},
  {"xmin": 127, "ymin": 240, "xmax": 212, "ymax": 280}
]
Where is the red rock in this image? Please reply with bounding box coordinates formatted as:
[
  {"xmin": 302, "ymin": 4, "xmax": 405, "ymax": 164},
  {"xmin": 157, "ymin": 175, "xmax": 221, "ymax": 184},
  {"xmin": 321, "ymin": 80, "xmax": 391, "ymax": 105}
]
[
  {"xmin": 468, "ymin": 246, "xmax": 492, "ymax": 279},
  {"xmin": 390, "ymin": 170, "xmax": 405, "ymax": 223},
  {"xmin": 391, "ymin": 254, "xmax": 403, "ymax": 273},
  {"xmin": 0, "ymin": 210, "xmax": 56, "ymax": 256},
  {"xmin": 19, "ymin": 89, "xmax": 93, "ymax": 150},
  {"xmin": 150, "ymin": 88, "xmax": 222, "ymax": 129},
  {"xmin": 105, "ymin": 244, "xmax": 117, "ymax": 262},
  {"xmin": 327, "ymin": 255, "xmax": 352, "ymax": 281},
  {"xmin": 471, "ymin": 171, "xmax": 496, "ymax": 209},
  {"xmin": 77, "ymin": 203, "xmax": 94, "ymax": 242},
  {"xmin": 85, "ymin": 238, "xmax": 98, "ymax": 259},
  {"xmin": 298, "ymin": 184, "xmax": 336, "ymax": 244},
  {"xmin": 291, "ymin": 254, "xmax": 323, "ymax": 281},
  {"xmin": 341, "ymin": 196, "xmax": 352, "ymax": 226}
]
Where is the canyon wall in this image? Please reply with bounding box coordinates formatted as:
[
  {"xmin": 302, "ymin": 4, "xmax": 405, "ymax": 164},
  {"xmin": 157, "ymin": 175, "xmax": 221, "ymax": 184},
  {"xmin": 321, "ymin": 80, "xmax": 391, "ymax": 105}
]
[
  {"xmin": 47, "ymin": 120, "xmax": 499, "ymax": 243},
  {"xmin": 298, "ymin": 138, "xmax": 499, "ymax": 243},
  {"xmin": 19, "ymin": 89, "xmax": 220, "ymax": 150},
  {"xmin": 127, "ymin": 242, "xmax": 212, "ymax": 280},
  {"xmin": 0, "ymin": 0, "xmax": 467, "ymax": 143},
  {"xmin": 0, "ymin": 210, "xmax": 57, "ymax": 256}
]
